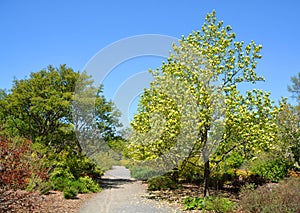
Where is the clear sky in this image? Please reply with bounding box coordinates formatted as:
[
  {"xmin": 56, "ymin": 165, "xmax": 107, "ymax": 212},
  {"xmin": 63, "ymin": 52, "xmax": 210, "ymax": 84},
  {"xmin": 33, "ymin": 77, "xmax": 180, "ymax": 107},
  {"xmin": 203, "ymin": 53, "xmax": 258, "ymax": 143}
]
[{"xmin": 1, "ymin": 1, "xmax": 299, "ymax": 126}]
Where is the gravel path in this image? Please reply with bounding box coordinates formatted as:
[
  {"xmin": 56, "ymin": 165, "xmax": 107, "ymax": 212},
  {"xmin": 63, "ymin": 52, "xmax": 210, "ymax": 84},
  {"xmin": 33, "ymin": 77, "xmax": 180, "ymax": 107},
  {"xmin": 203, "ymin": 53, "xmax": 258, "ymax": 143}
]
[{"xmin": 78, "ymin": 166, "xmax": 181, "ymax": 213}]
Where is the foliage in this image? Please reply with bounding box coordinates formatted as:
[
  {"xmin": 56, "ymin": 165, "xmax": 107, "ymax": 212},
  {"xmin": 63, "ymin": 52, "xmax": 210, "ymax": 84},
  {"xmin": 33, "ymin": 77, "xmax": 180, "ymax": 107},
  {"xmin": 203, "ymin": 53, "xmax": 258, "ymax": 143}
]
[
  {"xmin": 239, "ymin": 177, "xmax": 300, "ymax": 213},
  {"xmin": 178, "ymin": 159, "xmax": 204, "ymax": 184},
  {"xmin": 288, "ymin": 72, "xmax": 300, "ymax": 101},
  {"xmin": 38, "ymin": 181, "xmax": 53, "ymax": 195},
  {"xmin": 147, "ymin": 175, "xmax": 181, "ymax": 191},
  {"xmin": 276, "ymin": 100, "xmax": 300, "ymax": 169},
  {"xmin": 90, "ymin": 151, "xmax": 121, "ymax": 171},
  {"xmin": 76, "ymin": 176, "xmax": 101, "ymax": 193},
  {"xmin": 63, "ymin": 186, "xmax": 78, "ymax": 199},
  {"xmin": 0, "ymin": 136, "xmax": 47, "ymax": 190},
  {"xmin": 1, "ymin": 65, "xmax": 78, "ymax": 147},
  {"xmin": 53, "ymin": 150, "xmax": 103, "ymax": 179},
  {"xmin": 184, "ymin": 196, "xmax": 236, "ymax": 212},
  {"xmin": 25, "ymin": 173, "xmax": 52, "ymax": 194},
  {"xmin": 129, "ymin": 166, "xmax": 162, "ymax": 180},
  {"xmin": 49, "ymin": 150, "xmax": 102, "ymax": 193},
  {"xmin": 249, "ymin": 154, "xmax": 292, "ymax": 182},
  {"xmin": 50, "ymin": 171, "xmax": 101, "ymax": 194},
  {"xmin": 0, "ymin": 64, "xmax": 121, "ymax": 196},
  {"xmin": 127, "ymin": 10, "xmax": 277, "ymax": 196},
  {"xmin": 0, "ymin": 64, "xmax": 121, "ymax": 153}
]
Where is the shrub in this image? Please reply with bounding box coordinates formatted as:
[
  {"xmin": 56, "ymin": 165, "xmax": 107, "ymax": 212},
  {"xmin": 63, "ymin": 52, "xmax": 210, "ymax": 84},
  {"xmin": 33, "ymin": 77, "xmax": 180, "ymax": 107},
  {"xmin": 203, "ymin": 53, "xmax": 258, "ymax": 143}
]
[
  {"xmin": 63, "ymin": 186, "xmax": 78, "ymax": 199},
  {"xmin": 49, "ymin": 150, "xmax": 103, "ymax": 195},
  {"xmin": 0, "ymin": 137, "xmax": 47, "ymax": 190},
  {"xmin": 178, "ymin": 161, "xmax": 204, "ymax": 184},
  {"xmin": 76, "ymin": 176, "xmax": 101, "ymax": 193},
  {"xmin": 25, "ymin": 175, "xmax": 53, "ymax": 195},
  {"xmin": 50, "ymin": 173, "xmax": 101, "ymax": 193},
  {"xmin": 239, "ymin": 177, "xmax": 300, "ymax": 213},
  {"xmin": 147, "ymin": 176, "xmax": 180, "ymax": 191},
  {"xmin": 250, "ymin": 156, "xmax": 291, "ymax": 182},
  {"xmin": 38, "ymin": 181, "xmax": 52, "ymax": 195},
  {"xmin": 49, "ymin": 168, "xmax": 75, "ymax": 191},
  {"xmin": 130, "ymin": 166, "xmax": 162, "ymax": 180},
  {"xmin": 54, "ymin": 150, "xmax": 103, "ymax": 180},
  {"xmin": 184, "ymin": 197, "xmax": 204, "ymax": 210},
  {"xmin": 50, "ymin": 177, "xmax": 72, "ymax": 191},
  {"xmin": 184, "ymin": 196, "xmax": 236, "ymax": 212}
]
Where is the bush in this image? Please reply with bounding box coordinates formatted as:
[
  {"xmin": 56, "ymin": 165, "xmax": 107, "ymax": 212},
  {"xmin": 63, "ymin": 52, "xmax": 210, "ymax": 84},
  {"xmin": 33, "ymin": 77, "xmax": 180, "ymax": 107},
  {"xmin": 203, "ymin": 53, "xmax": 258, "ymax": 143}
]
[
  {"xmin": 49, "ymin": 168, "xmax": 75, "ymax": 191},
  {"xmin": 54, "ymin": 150, "xmax": 103, "ymax": 180},
  {"xmin": 129, "ymin": 166, "xmax": 162, "ymax": 180},
  {"xmin": 63, "ymin": 186, "xmax": 78, "ymax": 199},
  {"xmin": 76, "ymin": 176, "xmax": 101, "ymax": 193},
  {"xmin": 49, "ymin": 150, "xmax": 103, "ymax": 196},
  {"xmin": 184, "ymin": 196, "xmax": 236, "ymax": 212},
  {"xmin": 0, "ymin": 137, "xmax": 47, "ymax": 190},
  {"xmin": 50, "ymin": 170, "xmax": 101, "ymax": 194},
  {"xmin": 239, "ymin": 177, "xmax": 300, "ymax": 213},
  {"xmin": 147, "ymin": 176, "xmax": 180, "ymax": 191},
  {"xmin": 38, "ymin": 181, "xmax": 52, "ymax": 195},
  {"xmin": 178, "ymin": 160, "xmax": 204, "ymax": 184},
  {"xmin": 250, "ymin": 156, "xmax": 291, "ymax": 182}
]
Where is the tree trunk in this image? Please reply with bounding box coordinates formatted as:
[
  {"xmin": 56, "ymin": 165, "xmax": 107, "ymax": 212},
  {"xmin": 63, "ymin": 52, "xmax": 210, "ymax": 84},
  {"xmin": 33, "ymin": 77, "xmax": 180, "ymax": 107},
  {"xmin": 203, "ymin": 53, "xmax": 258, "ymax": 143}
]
[
  {"xmin": 203, "ymin": 157, "xmax": 210, "ymax": 197},
  {"xmin": 202, "ymin": 127, "xmax": 210, "ymax": 197}
]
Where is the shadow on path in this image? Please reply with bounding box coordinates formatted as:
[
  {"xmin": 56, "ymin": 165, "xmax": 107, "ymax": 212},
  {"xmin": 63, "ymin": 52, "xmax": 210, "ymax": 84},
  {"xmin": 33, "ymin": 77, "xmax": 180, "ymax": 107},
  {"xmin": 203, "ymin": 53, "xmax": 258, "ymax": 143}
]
[
  {"xmin": 79, "ymin": 166, "xmax": 181, "ymax": 213},
  {"xmin": 99, "ymin": 178, "xmax": 136, "ymax": 190}
]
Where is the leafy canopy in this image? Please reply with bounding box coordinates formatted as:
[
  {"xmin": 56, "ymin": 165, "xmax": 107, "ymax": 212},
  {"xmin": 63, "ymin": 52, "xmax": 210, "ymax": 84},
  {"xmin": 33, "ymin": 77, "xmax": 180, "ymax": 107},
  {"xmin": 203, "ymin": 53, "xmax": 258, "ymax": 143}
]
[
  {"xmin": 126, "ymin": 11, "xmax": 278, "ymax": 194},
  {"xmin": 1, "ymin": 64, "xmax": 120, "ymax": 152}
]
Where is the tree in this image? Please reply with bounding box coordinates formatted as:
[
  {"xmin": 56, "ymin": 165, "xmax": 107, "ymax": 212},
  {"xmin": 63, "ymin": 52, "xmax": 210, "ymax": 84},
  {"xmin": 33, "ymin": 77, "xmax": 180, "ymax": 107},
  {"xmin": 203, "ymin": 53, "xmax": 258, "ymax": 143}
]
[
  {"xmin": 127, "ymin": 11, "xmax": 277, "ymax": 196},
  {"xmin": 1, "ymin": 65, "xmax": 120, "ymax": 153},
  {"xmin": 0, "ymin": 89, "xmax": 7, "ymax": 132},
  {"xmin": 276, "ymin": 100, "xmax": 299, "ymax": 169},
  {"xmin": 288, "ymin": 72, "xmax": 300, "ymax": 102},
  {"xmin": 277, "ymin": 73, "xmax": 300, "ymax": 168}
]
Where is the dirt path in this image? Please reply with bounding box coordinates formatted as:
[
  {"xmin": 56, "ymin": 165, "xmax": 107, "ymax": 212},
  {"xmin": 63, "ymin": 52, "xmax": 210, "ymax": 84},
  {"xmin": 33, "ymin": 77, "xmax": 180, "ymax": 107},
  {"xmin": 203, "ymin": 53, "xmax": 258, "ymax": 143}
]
[{"xmin": 78, "ymin": 166, "xmax": 181, "ymax": 213}]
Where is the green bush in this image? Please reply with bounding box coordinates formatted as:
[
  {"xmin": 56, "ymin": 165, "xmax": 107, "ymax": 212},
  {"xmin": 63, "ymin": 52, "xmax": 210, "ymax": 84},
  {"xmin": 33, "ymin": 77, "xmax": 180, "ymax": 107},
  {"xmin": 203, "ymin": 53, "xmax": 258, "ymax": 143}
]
[
  {"xmin": 50, "ymin": 177, "xmax": 71, "ymax": 191},
  {"xmin": 147, "ymin": 176, "xmax": 180, "ymax": 191},
  {"xmin": 76, "ymin": 176, "xmax": 101, "ymax": 193},
  {"xmin": 25, "ymin": 174, "xmax": 44, "ymax": 192},
  {"xmin": 129, "ymin": 166, "xmax": 162, "ymax": 180},
  {"xmin": 239, "ymin": 177, "xmax": 300, "ymax": 213},
  {"xmin": 38, "ymin": 181, "xmax": 53, "ymax": 195},
  {"xmin": 207, "ymin": 196, "xmax": 236, "ymax": 213},
  {"xmin": 48, "ymin": 150, "xmax": 103, "ymax": 196},
  {"xmin": 63, "ymin": 186, "xmax": 78, "ymax": 199},
  {"xmin": 178, "ymin": 160, "xmax": 204, "ymax": 183},
  {"xmin": 184, "ymin": 196, "xmax": 236, "ymax": 212},
  {"xmin": 50, "ymin": 170, "xmax": 101, "ymax": 194},
  {"xmin": 250, "ymin": 156, "xmax": 291, "ymax": 182}
]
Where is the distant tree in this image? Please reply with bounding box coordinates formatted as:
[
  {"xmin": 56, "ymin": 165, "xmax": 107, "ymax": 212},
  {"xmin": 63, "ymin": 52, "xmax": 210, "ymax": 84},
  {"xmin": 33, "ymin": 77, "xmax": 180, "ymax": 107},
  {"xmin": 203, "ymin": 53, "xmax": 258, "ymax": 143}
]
[
  {"xmin": 0, "ymin": 89, "xmax": 6, "ymax": 100},
  {"xmin": 277, "ymin": 100, "xmax": 300, "ymax": 168},
  {"xmin": 278, "ymin": 73, "xmax": 300, "ymax": 168},
  {"xmin": 288, "ymin": 72, "xmax": 300, "ymax": 102},
  {"xmin": 1, "ymin": 65, "xmax": 120, "ymax": 152},
  {"xmin": 0, "ymin": 89, "xmax": 6, "ymax": 131}
]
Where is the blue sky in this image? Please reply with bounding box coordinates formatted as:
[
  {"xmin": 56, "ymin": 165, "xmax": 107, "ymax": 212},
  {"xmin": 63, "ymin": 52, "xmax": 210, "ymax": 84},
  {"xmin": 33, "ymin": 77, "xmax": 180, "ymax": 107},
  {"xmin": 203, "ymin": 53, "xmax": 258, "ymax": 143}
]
[{"xmin": 1, "ymin": 1, "xmax": 299, "ymax": 126}]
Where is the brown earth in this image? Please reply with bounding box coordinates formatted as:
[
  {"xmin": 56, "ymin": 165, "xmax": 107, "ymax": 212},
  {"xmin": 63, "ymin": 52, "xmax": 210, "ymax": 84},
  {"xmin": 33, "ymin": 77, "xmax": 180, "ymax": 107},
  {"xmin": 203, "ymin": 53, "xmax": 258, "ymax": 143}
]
[{"xmin": 0, "ymin": 189, "xmax": 97, "ymax": 213}]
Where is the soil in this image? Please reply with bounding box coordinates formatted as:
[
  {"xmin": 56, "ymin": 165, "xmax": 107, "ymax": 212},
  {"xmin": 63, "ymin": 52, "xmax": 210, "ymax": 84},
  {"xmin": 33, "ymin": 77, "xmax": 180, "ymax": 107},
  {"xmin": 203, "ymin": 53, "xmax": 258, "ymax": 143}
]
[
  {"xmin": 147, "ymin": 183, "xmax": 240, "ymax": 212},
  {"xmin": 0, "ymin": 189, "xmax": 96, "ymax": 213}
]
